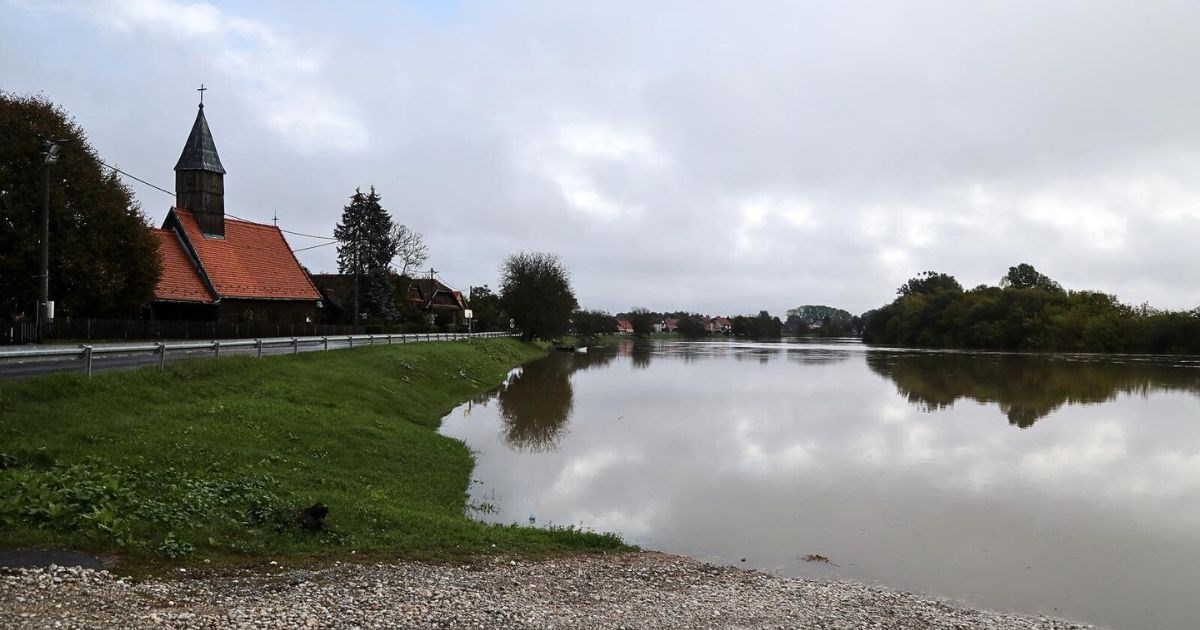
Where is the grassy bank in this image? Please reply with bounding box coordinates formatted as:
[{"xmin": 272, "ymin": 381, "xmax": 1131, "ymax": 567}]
[{"xmin": 0, "ymin": 338, "xmax": 626, "ymax": 568}]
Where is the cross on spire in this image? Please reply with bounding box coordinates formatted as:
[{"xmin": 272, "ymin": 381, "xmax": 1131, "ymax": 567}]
[{"xmin": 197, "ymin": 83, "xmax": 207, "ymax": 107}]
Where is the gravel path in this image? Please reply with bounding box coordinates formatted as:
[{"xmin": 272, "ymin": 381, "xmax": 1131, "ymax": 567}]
[{"xmin": 1, "ymin": 551, "xmax": 1098, "ymax": 629}]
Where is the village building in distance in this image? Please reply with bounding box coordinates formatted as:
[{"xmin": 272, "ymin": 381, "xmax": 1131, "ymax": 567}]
[
  {"xmin": 308, "ymin": 274, "xmax": 468, "ymax": 328},
  {"xmin": 617, "ymin": 316, "xmax": 734, "ymax": 335},
  {"xmin": 149, "ymin": 101, "xmax": 328, "ymax": 324}
]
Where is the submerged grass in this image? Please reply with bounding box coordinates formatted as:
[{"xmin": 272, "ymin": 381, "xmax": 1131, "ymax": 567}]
[{"xmin": 0, "ymin": 338, "xmax": 627, "ymax": 569}]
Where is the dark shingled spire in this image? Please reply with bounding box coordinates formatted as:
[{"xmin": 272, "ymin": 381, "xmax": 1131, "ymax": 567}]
[{"xmin": 174, "ymin": 104, "xmax": 226, "ymax": 174}]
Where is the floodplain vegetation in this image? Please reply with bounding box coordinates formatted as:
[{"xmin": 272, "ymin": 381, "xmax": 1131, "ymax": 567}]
[
  {"xmin": 0, "ymin": 338, "xmax": 625, "ymax": 569},
  {"xmin": 863, "ymin": 264, "xmax": 1200, "ymax": 354}
]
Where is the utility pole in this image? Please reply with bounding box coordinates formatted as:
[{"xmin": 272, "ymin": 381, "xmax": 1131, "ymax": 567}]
[
  {"xmin": 39, "ymin": 140, "xmax": 63, "ymax": 333},
  {"xmin": 352, "ymin": 227, "xmax": 360, "ymax": 329}
]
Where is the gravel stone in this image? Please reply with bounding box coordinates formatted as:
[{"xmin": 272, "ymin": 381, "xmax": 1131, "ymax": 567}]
[{"xmin": 0, "ymin": 553, "xmax": 1100, "ymax": 629}]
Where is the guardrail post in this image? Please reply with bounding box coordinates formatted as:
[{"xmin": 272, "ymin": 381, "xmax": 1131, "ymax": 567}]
[
  {"xmin": 387, "ymin": 334, "xmax": 392, "ymax": 344},
  {"xmin": 81, "ymin": 344, "xmax": 93, "ymax": 377},
  {"xmin": 157, "ymin": 342, "xmax": 166, "ymax": 371},
  {"xmin": 347, "ymin": 335, "xmax": 354, "ymax": 349},
  {"xmin": 292, "ymin": 337, "xmax": 299, "ymax": 354},
  {"xmin": 256, "ymin": 339, "xmax": 263, "ymax": 358},
  {"xmin": 213, "ymin": 341, "xmax": 221, "ymax": 359},
  {"xmin": 369, "ymin": 335, "xmax": 375, "ymax": 346},
  {"xmin": 323, "ymin": 336, "xmax": 329, "ymax": 351}
]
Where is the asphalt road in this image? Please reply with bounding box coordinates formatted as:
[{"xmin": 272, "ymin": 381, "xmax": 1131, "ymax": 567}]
[{"xmin": 0, "ymin": 336, "xmax": 461, "ymax": 380}]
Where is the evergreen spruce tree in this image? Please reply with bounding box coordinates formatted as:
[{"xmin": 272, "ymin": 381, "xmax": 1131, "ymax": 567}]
[{"xmin": 334, "ymin": 186, "xmax": 397, "ymax": 321}]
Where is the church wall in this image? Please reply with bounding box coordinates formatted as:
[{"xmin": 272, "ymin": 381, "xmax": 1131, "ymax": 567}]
[{"xmin": 216, "ymin": 299, "xmax": 321, "ymax": 324}]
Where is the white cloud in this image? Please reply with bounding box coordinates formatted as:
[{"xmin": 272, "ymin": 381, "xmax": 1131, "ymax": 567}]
[
  {"xmin": 5, "ymin": 0, "xmax": 1200, "ymax": 312},
  {"xmin": 66, "ymin": 0, "xmax": 368, "ymax": 154}
]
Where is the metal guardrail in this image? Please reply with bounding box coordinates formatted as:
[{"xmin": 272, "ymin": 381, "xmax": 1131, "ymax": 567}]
[{"xmin": 0, "ymin": 331, "xmax": 517, "ymax": 377}]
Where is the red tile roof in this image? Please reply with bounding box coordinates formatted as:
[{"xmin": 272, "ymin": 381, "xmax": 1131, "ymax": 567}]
[
  {"xmin": 151, "ymin": 228, "xmax": 214, "ymax": 303},
  {"xmin": 172, "ymin": 208, "xmax": 322, "ymax": 301}
]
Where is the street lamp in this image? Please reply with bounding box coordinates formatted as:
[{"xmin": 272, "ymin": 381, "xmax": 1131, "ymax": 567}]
[{"xmin": 39, "ymin": 139, "xmax": 65, "ymax": 328}]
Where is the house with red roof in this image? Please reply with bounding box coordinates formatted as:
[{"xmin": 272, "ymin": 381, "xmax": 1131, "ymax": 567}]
[{"xmin": 150, "ymin": 102, "xmax": 322, "ymax": 323}]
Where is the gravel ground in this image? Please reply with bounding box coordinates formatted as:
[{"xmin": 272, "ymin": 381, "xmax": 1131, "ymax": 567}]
[{"xmin": 1, "ymin": 551, "xmax": 1099, "ymax": 629}]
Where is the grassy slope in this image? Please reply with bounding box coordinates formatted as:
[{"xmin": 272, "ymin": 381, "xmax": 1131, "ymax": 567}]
[{"xmin": 0, "ymin": 338, "xmax": 625, "ymax": 566}]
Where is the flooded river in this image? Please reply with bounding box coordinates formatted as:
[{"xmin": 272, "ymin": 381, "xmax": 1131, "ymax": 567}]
[{"xmin": 439, "ymin": 339, "xmax": 1200, "ymax": 629}]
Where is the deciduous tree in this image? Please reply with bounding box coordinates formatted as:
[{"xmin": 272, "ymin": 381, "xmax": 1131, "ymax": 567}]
[
  {"xmin": 572, "ymin": 309, "xmax": 617, "ymax": 340},
  {"xmin": 1000, "ymin": 263, "xmax": 1063, "ymax": 293},
  {"xmin": 0, "ymin": 92, "xmax": 160, "ymax": 318},
  {"xmin": 897, "ymin": 271, "xmax": 963, "ymax": 297},
  {"xmin": 628, "ymin": 308, "xmax": 655, "ymax": 337},
  {"xmin": 390, "ymin": 223, "xmax": 428, "ymax": 278},
  {"xmin": 467, "ymin": 284, "xmax": 505, "ymax": 332},
  {"xmin": 499, "ymin": 252, "xmax": 577, "ymax": 340},
  {"xmin": 676, "ymin": 316, "xmax": 708, "ymax": 338}
]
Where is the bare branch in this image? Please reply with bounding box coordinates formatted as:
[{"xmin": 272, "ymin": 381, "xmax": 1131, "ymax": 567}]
[{"xmin": 390, "ymin": 224, "xmax": 429, "ymax": 278}]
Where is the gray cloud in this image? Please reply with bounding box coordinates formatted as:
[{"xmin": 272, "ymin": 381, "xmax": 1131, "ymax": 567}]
[{"xmin": 4, "ymin": 0, "xmax": 1200, "ymax": 314}]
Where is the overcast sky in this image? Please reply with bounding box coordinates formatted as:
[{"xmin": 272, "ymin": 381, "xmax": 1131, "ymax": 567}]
[{"xmin": 4, "ymin": 0, "xmax": 1200, "ymax": 315}]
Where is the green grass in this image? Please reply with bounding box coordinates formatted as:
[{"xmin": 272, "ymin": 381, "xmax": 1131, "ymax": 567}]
[{"xmin": 0, "ymin": 338, "xmax": 628, "ymax": 569}]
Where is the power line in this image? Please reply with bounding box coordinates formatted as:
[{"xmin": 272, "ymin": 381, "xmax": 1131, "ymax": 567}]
[
  {"xmin": 293, "ymin": 240, "xmax": 339, "ymax": 253},
  {"xmin": 96, "ymin": 159, "xmax": 174, "ymax": 197},
  {"xmin": 97, "ymin": 159, "xmax": 341, "ymax": 241},
  {"xmin": 281, "ymin": 228, "xmax": 337, "ymax": 240}
]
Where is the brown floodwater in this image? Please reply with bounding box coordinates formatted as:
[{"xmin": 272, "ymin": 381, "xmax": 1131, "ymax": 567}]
[{"xmin": 439, "ymin": 339, "xmax": 1200, "ymax": 629}]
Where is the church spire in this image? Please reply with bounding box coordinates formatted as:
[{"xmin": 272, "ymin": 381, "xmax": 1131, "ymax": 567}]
[
  {"xmin": 174, "ymin": 88, "xmax": 227, "ymax": 236},
  {"xmin": 174, "ymin": 102, "xmax": 226, "ymax": 174}
]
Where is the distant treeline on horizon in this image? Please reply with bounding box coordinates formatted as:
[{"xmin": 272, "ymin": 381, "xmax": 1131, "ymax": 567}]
[{"xmin": 862, "ymin": 263, "xmax": 1200, "ymax": 354}]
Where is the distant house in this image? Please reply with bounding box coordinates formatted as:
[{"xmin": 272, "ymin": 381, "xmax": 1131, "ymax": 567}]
[
  {"xmin": 310, "ymin": 274, "xmax": 467, "ymax": 326},
  {"xmin": 150, "ymin": 102, "xmax": 322, "ymax": 323},
  {"xmin": 703, "ymin": 316, "xmax": 733, "ymax": 334},
  {"xmin": 650, "ymin": 318, "xmax": 683, "ymax": 334},
  {"xmin": 616, "ymin": 319, "xmax": 634, "ymax": 334},
  {"xmin": 308, "ymin": 273, "xmax": 355, "ymax": 323},
  {"xmin": 407, "ymin": 277, "xmax": 468, "ymax": 326}
]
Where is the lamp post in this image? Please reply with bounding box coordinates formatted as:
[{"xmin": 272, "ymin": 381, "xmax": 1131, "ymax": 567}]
[{"xmin": 39, "ymin": 140, "xmax": 63, "ymax": 329}]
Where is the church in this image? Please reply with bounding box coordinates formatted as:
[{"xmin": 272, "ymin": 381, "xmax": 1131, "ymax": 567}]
[{"xmin": 149, "ymin": 98, "xmax": 323, "ymax": 323}]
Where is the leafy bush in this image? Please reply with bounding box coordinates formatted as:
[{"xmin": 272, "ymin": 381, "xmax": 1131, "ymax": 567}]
[{"xmin": 0, "ymin": 460, "xmax": 289, "ymax": 554}]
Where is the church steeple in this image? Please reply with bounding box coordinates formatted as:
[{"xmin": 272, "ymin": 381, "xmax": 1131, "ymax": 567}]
[{"xmin": 175, "ymin": 89, "xmax": 226, "ymax": 236}]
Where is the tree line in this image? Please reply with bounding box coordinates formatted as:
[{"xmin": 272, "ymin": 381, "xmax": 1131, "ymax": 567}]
[{"xmin": 863, "ymin": 263, "xmax": 1200, "ymax": 354}]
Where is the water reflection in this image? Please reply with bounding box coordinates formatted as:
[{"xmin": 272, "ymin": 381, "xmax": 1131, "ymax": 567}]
[
  {"xmin": 787, "ymin": 348, "xmax": 852, "ymax": 365},
  {"xmin": 497, "ymin": 350, "xmax": 614, "ymax": 451},
  {"xmin": 629, "ymin": 341, "xmax": 653, "ymax": 369},
  {"xmin": 868, "ymin": 352, "xmax": 1200, "ymax": 427},
  {"xmin": 441, "ymin": 341, "xmax": 1200, "ymax": 629}
]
